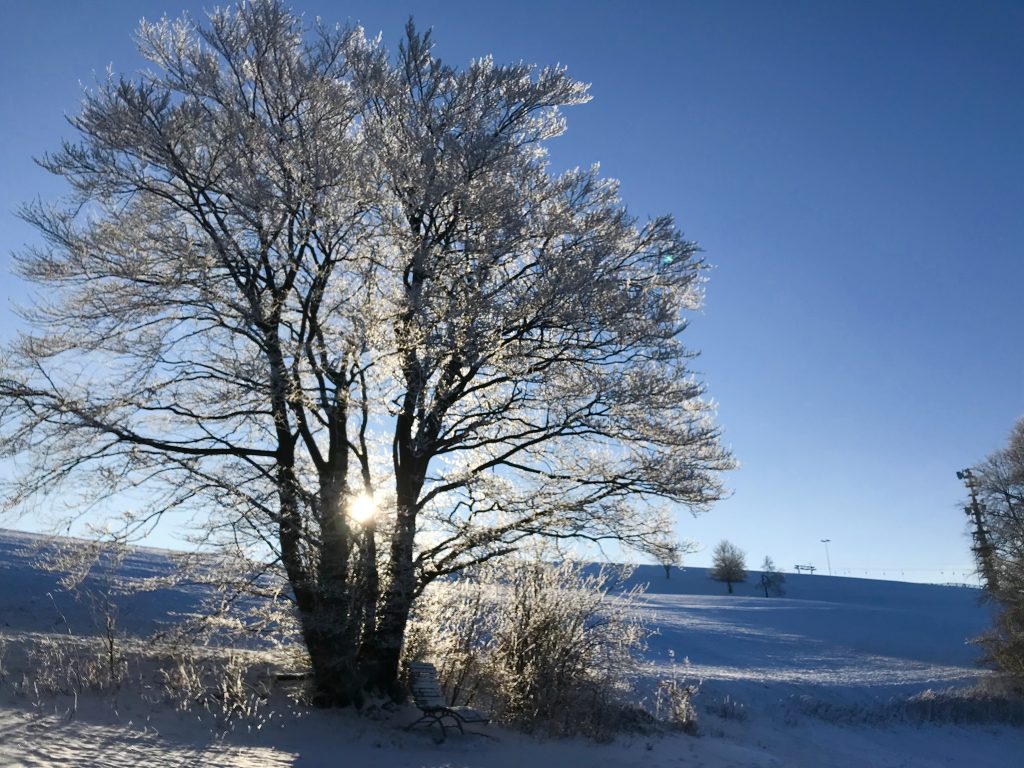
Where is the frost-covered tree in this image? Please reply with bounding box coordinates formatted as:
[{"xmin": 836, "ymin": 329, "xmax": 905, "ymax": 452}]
[
  {"xmin": 759, "ymin": 556, "xmax": 785, "ymax": 597},
  {"xmin": 709, "ymin": 541, "xmax": 747, "ymax": 594},
  {"xmin": 0, "ymin": 1, "xmax": 731, "ymax": 705},
  {"xmin": 654, "ymin": 538, "xmax": 696, "ymax": 579},
  {"xmin": 970, "ymin": 418, "xmax": 1024, "ymax": 683}
]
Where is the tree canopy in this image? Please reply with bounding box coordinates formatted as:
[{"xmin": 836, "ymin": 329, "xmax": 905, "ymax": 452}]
[
  {"xmin": 971, "ymin": 417, "xmax": 1024, "ymax": 682},
  {"xmin": 710, "ymin": 541, "xmax": 747, "ymax": 594},
  {"xmin": 0, "ymin": 0, "xmax": 732, "ymax": 704}
]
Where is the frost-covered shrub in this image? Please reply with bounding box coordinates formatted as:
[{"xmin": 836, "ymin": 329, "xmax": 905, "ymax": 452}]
[
  {"xmin": 897, "ymin": 683, "xmax": 1024, "ymax": 725},
  {"xmin": 158, "ymin": 647, "xmax": 272, "ymax": 730},
  {"xmin": 26, "ymin": 636, "xmax": 127, "ymax": 695},
  {"xmin": 652, "ymin": 651, "xmax": 700, "ymax": 732},
  {"xmin": 705, "ymin": 693, "xmax": 748, "ymax": 721},
  {"xmin": 655, "ymin": 677, "xmax": 700, "ymax": 732},
  {"xmin": 405, "ymin": 557, "xmax": 651, "ymax": 738},
  {"xmin": 159, "ymin": 647, "xmax": 207, "ymax": 708},
  {"xmin": 786, "ymin": 680, "xmax": 1024, "ymax": 727},
  {"xmin": 488, "ymin": 560, "xmax": 649, "ymax": 736}
]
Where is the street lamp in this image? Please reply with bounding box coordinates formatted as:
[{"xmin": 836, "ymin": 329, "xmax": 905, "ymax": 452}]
[{"xmin": 820, "ymin": 539, "xmax": 832, "ymax": 576}]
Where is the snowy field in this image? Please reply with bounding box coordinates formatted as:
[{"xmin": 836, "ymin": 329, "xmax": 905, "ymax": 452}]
[{"xmin": 1, "ymin": 528, "xmax": 1022, "ymax": 767}]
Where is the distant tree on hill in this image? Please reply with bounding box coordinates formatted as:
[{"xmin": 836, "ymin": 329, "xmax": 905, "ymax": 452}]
[
  {"xmin": 759, "ymin": 556, "xmax": 786, "ymax": 597},
  {"xmin": 966, "ymin": 417, "xmax": 1024, "ymax": 684},
  {"xmin": 655, "ymin": 539, "xmax": 697, "ymax": 579},
  {"xmin": 710, "ymin": 540, "xmax": 747, "ymax": 594}
]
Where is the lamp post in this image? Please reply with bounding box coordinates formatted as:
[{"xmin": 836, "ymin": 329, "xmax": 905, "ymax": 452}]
[{"xmin": 821, "ymin": 539, "xmax": 832, "ymax": 576}]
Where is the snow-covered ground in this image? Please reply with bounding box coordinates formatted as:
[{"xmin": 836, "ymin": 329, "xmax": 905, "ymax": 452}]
[
  {"xmin": 631, "ymin": 566, "xmax": 990, "ymax": 702},
  {"xmin": 1, "ymin": 529, "xmax": 1021, "ymax": 767}
]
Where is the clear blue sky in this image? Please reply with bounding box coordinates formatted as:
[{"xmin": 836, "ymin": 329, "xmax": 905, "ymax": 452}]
[{"xmin": 1, "ymin": 1, "xmax": 1021, "ymax": 582}]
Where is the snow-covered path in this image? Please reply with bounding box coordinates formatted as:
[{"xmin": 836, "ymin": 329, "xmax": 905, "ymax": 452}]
[
  {"xmin": 0, "ymin": 707, "xmax": 291, "ymax": 768},
  {"xmin": 2, "ymin": 694, "xmax": 1023, "ymax": 768}
]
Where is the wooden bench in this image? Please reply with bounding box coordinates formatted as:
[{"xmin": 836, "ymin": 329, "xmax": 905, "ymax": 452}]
[{"xmin": 405, "ymin": 661, "xmax": 489, "ymax": 741}]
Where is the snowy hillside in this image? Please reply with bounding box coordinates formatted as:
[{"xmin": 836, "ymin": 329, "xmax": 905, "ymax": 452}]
[
  {"xmin": 0, "ymin": 529, "xmax": 195, "ymax": 637},
  {"xmin": 623, "ymin": 564, "xmax": 994, "ymax": 724},
  {"xmin": 1, "ymin": 529, "xmax": 1021, "ymax": 768}
]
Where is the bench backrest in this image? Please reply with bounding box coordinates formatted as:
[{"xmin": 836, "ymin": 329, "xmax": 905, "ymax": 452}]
[{"xmin": 408, "ymin": 662, "xmax": 448, "ymax": 709}]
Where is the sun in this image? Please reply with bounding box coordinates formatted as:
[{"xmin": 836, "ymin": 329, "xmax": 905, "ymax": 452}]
[{"xmin": 348, "ymin": 492, "xmax": 378, "ymax": 524}]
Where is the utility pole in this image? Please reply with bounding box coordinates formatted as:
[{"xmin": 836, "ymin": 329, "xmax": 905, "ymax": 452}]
[
  {"xmin": 957, "ymin": 469, "xmax": 999, "ymax": 593},
  {"xmin": 820, "ymin": 539, "xmax": 832, "ymax": 576}
]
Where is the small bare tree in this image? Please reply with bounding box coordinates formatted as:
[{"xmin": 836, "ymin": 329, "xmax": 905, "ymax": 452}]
[
  {"xmin": 653, "ymin": 539, "xmax": 697, "ymax": 579},
  {"xmin": 759, "ymin": 556, "xmax": 785, "ymax": 597},
  {"xmin": 709, "ymin": 541, "xmax": 747, "ymax": 595},
  {"xmin": 39, "ymin": 533, "xmax": 130, "ymax": 688}
]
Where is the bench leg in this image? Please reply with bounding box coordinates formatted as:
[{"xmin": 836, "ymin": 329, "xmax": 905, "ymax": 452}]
[{"xmin": 405, "ymin": 714, "xmax": 431, "ymax": 731}]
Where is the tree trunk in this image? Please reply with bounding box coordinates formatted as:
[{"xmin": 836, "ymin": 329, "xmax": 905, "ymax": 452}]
[
  {"xmin": 302, "ymin": 609, "xmax": 364, "ymax": 707},
  {"xmin": 360, "ymin": 594, "xmax": 412, "ymax": 700},
  {"xmin": 292, "ymin": 554, "xmax": 381, "ymax": 707},
  {"xmin": 361, "ymin": 557, "xmax": 415, "ymax": 695},
  {"xmin": 362, "ymin": 353, "xmax": 429, "ymax": 698},
  {"xmin": 360, "ymin": 492, "xmax": 419, "ymax": 699}
]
